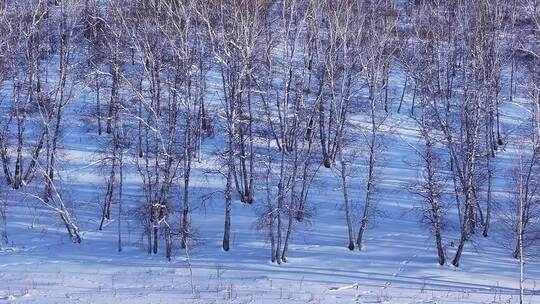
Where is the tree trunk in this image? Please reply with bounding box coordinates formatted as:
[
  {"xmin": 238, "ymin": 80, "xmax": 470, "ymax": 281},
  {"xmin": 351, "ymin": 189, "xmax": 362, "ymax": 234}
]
[
  {"xmin": 451, "ymin": 233, "xmax": 467, "ymax": 267},
  {"xmin": 357, "ymin": 103, "xmax": 377, "ymax": 251},
  {"xmin": 223, "ymin": 168, "xmax": 232, "ymax": 251},
  {"xmin": 118, "ymin": 147, "xmax": 123, "ymax": 252},
  {"xmin": 265, "ymin": 148, "xmax": 276, "ymax": 262},
  {"xmin": 434, "ymin": 221, "xmax": 445, "ymax": 265},
  {"xmin": 340, "ymin": 159, "xmax": 355, "ymax": 250},
  {"xmin": 96, "ymin": 73, "xmax": 102, "ymax": 135}
]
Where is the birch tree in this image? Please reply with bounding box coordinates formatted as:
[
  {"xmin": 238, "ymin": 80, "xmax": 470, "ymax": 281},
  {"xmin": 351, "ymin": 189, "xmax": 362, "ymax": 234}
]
[{"xmin": 356, "ymin": 0, "xmax": 398, "ymax": 251}]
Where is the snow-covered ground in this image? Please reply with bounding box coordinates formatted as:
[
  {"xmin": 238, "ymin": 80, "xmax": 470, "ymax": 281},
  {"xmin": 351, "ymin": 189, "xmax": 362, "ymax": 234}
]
[{"xmin": 1, "ymin": 88, "xmax": 539, "ymax": 304}]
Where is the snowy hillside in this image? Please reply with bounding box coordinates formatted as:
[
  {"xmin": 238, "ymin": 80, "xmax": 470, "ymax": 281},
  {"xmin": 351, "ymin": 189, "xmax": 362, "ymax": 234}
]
[
  {"xmin": 2, "ymin": 98, "xmax": 539, "ymax": 303},
  {"xmin": 1, "ymin": 0, "xmax": 540, "ymax": 303}
]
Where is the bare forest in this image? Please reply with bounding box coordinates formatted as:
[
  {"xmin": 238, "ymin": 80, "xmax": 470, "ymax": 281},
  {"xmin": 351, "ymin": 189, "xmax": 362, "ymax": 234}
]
[{"xmin": 1, "ymin": 0, "xmax": 540, "ymax": 303}]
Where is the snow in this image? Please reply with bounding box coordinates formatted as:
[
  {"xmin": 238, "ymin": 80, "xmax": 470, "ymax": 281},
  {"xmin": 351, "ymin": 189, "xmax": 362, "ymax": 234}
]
[{"xmin": 0, "ymin": 68, "xmax": 539, "ymax": 304}]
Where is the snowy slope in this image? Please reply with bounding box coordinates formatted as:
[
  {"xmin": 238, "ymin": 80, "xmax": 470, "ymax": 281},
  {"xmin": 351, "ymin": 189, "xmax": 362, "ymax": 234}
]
[{"xmin": 0, "ymin": 79, "xmax": 539, "ymax": 304}]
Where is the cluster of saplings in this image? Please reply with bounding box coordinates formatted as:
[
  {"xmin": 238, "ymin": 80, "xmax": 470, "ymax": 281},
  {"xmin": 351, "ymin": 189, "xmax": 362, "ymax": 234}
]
[{"xmin": 0, "ymin": 0, "xmax": 538, "ymax": 268}]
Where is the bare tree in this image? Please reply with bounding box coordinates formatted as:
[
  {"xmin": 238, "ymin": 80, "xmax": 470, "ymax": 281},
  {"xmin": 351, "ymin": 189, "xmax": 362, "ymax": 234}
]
[
  {"xmin": 406, "ymin": 0, "xmax": 502, "ymax": 267},
  {"xmin": 268, "ymin": 0, "xmax": 320, "ymax": 262},
  {"xmin": 118, "ymin": 0, "xmax": 183, "ymax": 257},
  {"xmin": 0, "ymin": 1, "xmax": 48, "ymax": 191},
  {"xmin": 356, "ymin": 0, "xmax": 398, "ymax": 251},
  {"xmin": 338, "ymin": 149, "xmax": 356, "ymax": 251},
  {"xmin": 409, "ymin": 113, "xmax": 448, "ymax": 265},
  {"xmin": 201, "ymin": 0, "xmax": 269, "ymax": 251},
  {"xmin": 311, "ymin": 0, "xmax": 367, "ymax": 251},
  {"xmin": 205, "ymin": 0, "xmax": 264, "ymax": 210},
  {"xmin": 0, "ymin": 0, "xmax": 84, "ymax": 243}
]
